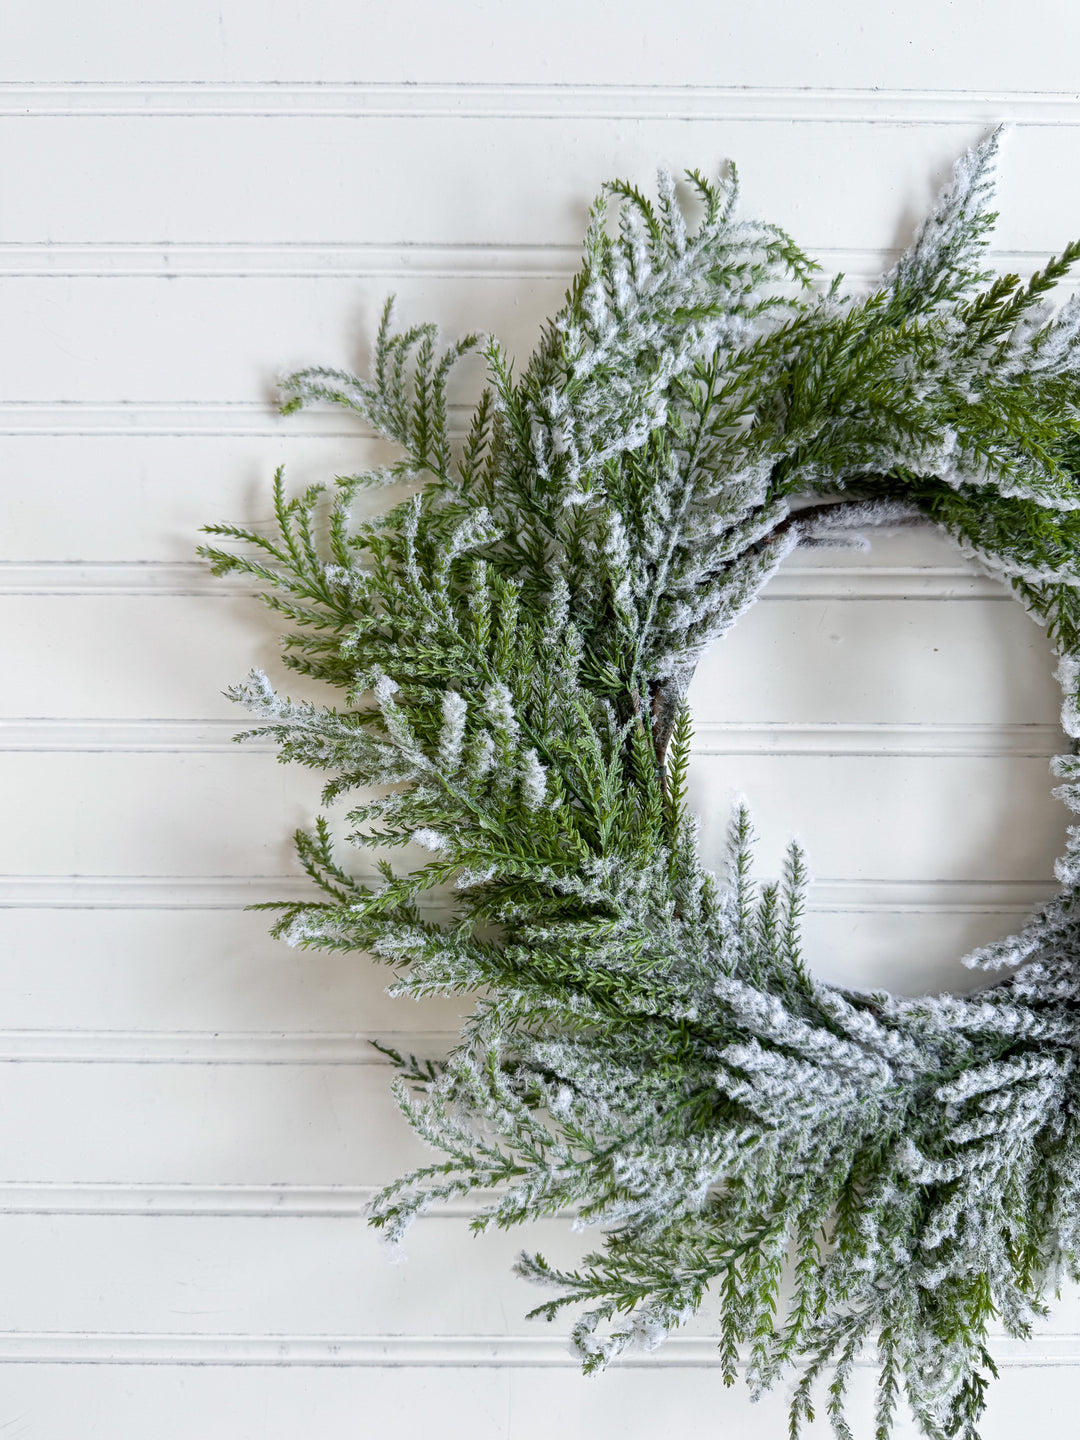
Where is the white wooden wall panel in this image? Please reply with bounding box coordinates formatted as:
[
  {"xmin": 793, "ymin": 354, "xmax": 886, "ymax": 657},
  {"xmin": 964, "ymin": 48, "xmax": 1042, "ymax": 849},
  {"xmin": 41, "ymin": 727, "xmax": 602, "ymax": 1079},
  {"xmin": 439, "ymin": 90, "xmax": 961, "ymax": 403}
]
[
  {"xmin": 0, "ymin": 120, "xmax": 1077, "ymax": 254},
  {"xmin": 4, "ymin": 1369, "xmax": 1080, "ymax": 1440},
  {"xmin": 6, "ymin": 3, "xmax": 1080, "ymax": 1435},
  {"xmin": 3, "ymin": 0, "xmax": 1079, "ymax": 89}
]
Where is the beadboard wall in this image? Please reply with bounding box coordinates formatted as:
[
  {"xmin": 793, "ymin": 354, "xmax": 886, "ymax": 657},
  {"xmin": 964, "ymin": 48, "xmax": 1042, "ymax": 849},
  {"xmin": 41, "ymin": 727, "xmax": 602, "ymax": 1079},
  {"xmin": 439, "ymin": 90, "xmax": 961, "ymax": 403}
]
[{"xmin": 5, "ymin": 4, "xmax": 1080, "ymax": 1435}]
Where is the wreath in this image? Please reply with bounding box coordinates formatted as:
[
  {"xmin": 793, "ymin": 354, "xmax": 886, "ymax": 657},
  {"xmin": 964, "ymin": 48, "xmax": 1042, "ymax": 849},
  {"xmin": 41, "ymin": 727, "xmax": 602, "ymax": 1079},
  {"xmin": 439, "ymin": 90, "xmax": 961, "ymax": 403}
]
[{"xmin": 202, "ymin": 130, "xmax": 1080, "ymax": 1440}]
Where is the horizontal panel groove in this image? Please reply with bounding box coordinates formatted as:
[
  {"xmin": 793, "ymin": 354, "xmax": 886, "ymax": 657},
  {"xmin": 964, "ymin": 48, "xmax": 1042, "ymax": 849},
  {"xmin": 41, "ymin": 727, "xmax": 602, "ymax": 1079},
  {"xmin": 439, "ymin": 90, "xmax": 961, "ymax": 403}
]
[
  {"xmin": 0, "ymin": 242, "xmax": 580, "ymax": 279},
  {"xmin": 0, "ymin": 1184, "xmax": 400, "ymax": 1216},
  {"xmin": 0, "ymin": 243, "xmax": 1068, "ymax": 280},
  {"xmin": 0, "ymin": 720, "xmax": 267, "ymax": 752},
  {"xmin": 0, "ymin": 876, "xmax": 1055, "ymax": 913},
  {"xmin": 0, "ymin": 563, "xmax": 249, "ymax": 594},
  {"xmin": 0, "ymin": 402, "xmax": 369, "ymax": 437},
  {"xmin": 764, "ymin": 568, "xmax": 1004, "ymax": 599},
  {"xmin": 0, "ymin": 1331, "xmax": 1071, "ymax": 1368},
  {"xmin": 0, "ymin": 719, "xmax": 1062, "ymax": 758},
  {"xmin": 0, "ymin": 1030, "xmax": 452, "ymax": 1064},
  {"xmin": 0, "ymin": 560, "xmax": 1007, "ymax": 600},
  {"xmin": 0, "ymin": 876, "xmax": 319, "ymax": 909},
  {"xmin": 692, "ymin": 722, "xmax": 1064, "ymax": 757},
  {"xmin": 794, "ymin": 879, "xmax": 1056, "ymax": 913},
  {"xmin": 4, "ymin": 82, "xmax": 1080, "ymax": 124}
]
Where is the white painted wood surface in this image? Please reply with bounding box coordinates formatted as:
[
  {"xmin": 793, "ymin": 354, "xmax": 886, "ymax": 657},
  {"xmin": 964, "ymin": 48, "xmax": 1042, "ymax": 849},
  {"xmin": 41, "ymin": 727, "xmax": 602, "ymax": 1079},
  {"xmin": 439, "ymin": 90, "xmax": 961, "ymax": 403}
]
[{"xmin": 5, "ymin": 5, "xmax": 1080, "ymax": 1434}]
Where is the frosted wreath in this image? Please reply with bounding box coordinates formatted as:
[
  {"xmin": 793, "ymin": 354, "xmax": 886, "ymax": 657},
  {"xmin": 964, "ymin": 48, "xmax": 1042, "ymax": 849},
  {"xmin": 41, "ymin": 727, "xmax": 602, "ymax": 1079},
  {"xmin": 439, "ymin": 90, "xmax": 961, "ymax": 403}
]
[{"xmin": 203, "ymin": 131, "xmax": 1080, "ymax": 1440}]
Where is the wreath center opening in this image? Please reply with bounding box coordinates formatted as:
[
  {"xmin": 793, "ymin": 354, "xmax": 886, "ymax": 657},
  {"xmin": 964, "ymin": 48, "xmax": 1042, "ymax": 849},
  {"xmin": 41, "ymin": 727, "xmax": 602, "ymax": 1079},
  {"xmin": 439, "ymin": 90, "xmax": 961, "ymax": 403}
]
[{"xmin": 682, "ymin": 520, "xmax": 1069, "ymax": 998}]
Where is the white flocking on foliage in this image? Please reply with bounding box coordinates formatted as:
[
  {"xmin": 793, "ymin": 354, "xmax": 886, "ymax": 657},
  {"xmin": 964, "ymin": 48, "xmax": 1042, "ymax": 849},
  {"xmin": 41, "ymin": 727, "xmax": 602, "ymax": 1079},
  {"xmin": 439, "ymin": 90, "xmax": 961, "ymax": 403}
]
[{"xmin": 202, "ymin": 130, "xmax": 1080, "ymax": 1440}]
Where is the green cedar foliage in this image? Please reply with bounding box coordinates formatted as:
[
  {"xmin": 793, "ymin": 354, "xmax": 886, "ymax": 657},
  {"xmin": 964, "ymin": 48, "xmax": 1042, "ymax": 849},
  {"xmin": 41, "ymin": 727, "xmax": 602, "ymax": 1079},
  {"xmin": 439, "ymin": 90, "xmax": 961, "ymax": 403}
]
[{"xmin": 202, "ymin": 131, "xmax": 1080, "ymax": 1439}]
